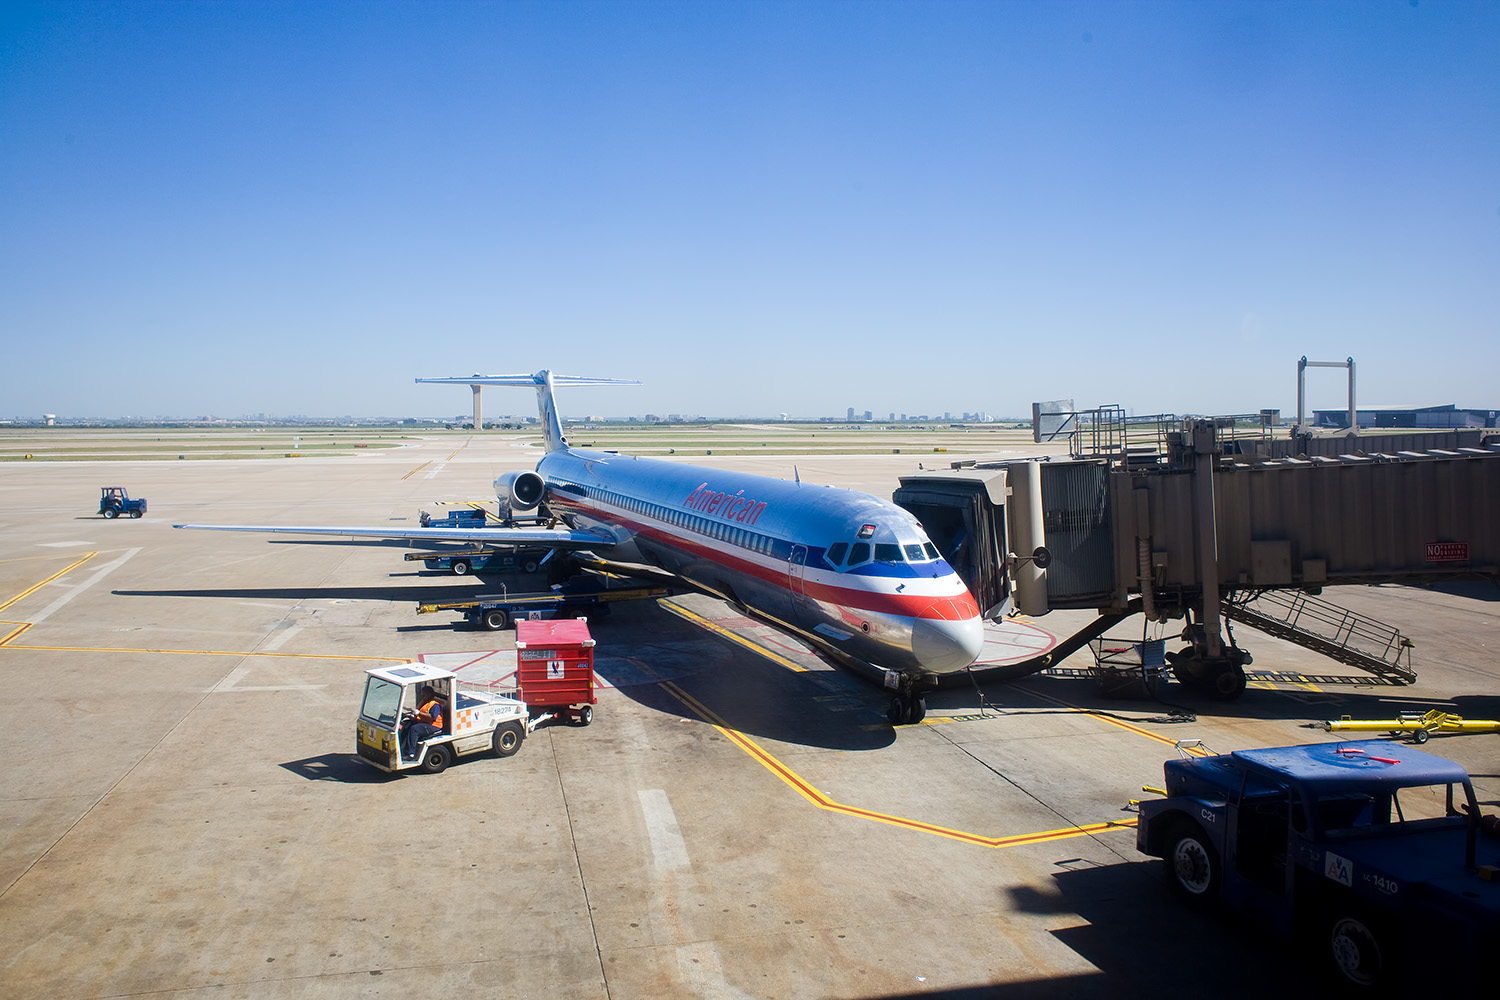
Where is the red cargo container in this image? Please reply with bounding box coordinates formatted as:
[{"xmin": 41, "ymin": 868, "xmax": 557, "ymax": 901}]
[{"xmin": 514, "ymin": 618, "xmax": 597, "ymax": 725}]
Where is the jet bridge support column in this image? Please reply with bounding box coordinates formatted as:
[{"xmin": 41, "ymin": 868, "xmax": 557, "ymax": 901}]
[{"xmin": 1193, "ymin": 421, "xmax": 1223, "ymax": 660}]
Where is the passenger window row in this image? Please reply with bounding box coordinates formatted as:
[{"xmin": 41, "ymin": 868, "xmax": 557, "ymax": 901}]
[{"xmin": 569, "ymin": 482, "xmax": 788, "ymax": 560}]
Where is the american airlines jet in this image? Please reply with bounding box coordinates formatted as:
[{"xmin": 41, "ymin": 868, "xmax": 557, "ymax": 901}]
[{"xmin": 176, "ymin": 371, "xmax": 984, "ymax": 723}]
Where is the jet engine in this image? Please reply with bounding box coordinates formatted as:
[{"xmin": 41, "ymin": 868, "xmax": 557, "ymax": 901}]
[{"xmin": 493, "ymin": 470, "xmax": 545, "ymax": 510}]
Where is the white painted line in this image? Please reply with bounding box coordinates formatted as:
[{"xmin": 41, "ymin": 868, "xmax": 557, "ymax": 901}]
[
  {"xmin": 259, "ymin": 622, "xmax": 303, "ymax": 651},
  {"xmin": 638, "ymin": 789, "xmax": 690, "ymax": 871},
  {"xmin": 28, "ymin": 548, "xmax": 139, "ymax": 624},
  {"xmin": 211, "ymin": 666, "xmax": 324, "ymax": 693},
  {"xmin": 38, "ymin": 541, "xmax": 90, "ymax": 548}
]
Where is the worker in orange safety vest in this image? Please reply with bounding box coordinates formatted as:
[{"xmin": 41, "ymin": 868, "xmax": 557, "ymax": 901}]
[{"xmin": 401, "ymin": 686, "xmax": 446, "ymax": 761}]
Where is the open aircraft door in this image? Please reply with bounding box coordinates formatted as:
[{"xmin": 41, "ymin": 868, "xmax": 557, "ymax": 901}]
[{"xmin": 788, "ymin": 544, "xmax": 807, "ymax": 597}]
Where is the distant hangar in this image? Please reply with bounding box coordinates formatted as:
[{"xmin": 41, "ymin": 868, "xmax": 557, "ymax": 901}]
[{"xmin": 1311, "ymin": 403, "xmax": 1498, "ymax": 429}]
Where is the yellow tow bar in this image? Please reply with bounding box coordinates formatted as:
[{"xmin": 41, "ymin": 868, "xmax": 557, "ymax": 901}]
[{"xmin": 1325, "ymin": 709, "xmax": 1500, "ymax": 745}]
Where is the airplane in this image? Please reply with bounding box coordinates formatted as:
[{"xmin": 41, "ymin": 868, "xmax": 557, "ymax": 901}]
[{"xmin": 175, "ymin": 371, "xmax": 984, "ymax": 724}]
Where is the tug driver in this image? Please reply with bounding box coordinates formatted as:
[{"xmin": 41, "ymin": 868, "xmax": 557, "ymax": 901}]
[{"xmin": 401, "ymin": 686, "xmax": 445, "ymax": 761}]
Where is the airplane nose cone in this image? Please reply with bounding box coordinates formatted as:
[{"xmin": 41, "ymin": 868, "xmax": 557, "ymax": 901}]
[{"xmin": 911, "ymin": 615, "xmax": 985, "ymax": 673}]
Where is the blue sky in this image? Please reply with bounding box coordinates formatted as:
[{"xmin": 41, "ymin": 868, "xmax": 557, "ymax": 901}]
[{"xmin": 2, "ymin": 1, "xmax": 1496, "ymax": 421}]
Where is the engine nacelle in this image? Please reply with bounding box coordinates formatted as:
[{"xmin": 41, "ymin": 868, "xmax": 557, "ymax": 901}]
[{"xmin": 493, "ymin": 470, "xmax": 545, "ymax": 510}]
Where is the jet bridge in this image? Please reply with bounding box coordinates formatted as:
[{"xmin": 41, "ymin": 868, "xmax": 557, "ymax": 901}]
[{"xmin": 894, "ymin": 419, "xmax": 1500, "ymax": 696}]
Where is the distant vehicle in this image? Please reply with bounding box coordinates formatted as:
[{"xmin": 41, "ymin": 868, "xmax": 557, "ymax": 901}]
[
  {"xmin": 98, "ymin": 487, "xmax": 146, "ymax": 519},
  {"xmin": 1137, "ymin": 740, "xmax": 1500, "ymax": 990},
  {"xmin": 418, "ymin": 508, "xmax": 488, "ymax": 528},
  {"xmin": 415, "ymin": 548, "xmax": 547, "ymax": 576}
]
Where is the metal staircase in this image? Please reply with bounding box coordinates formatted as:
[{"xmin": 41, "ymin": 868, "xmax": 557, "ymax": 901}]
[{"xmin": 1224, "ymin": 589, "xmax": 1416, "ymax": 684}]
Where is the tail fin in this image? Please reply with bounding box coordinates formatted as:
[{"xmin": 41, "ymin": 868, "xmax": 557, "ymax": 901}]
[{"xmin": 415, "ymin": 371, "xmax": 639, "ymax": 452}]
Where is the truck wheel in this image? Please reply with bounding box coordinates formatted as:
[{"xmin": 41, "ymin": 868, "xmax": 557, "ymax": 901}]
[
  {"xmin": 129, "ymin": 508, "xmax": 142, "ymax": 518},
  {"xmin": 493, "ymin": 721, "xmax": 524, "ymax": 757},
  {"xmin": 103, "ymin": 507, "xmax": 118, "ymax": 519},
  {"xmin": 523, "ymin": 559, "xmax": 539, "ymax": 573},
  {"xmin": 574, "ymin": 705, "xmax": 593, "ymax": 727},
  {"xmin": 451, "ymin": 558, "xmax": 471, "ymax": 575},
  {"xmin": 482, "ymin": 608, "xmax": 509, "ymax": 631},
  {"xmin": 1328, "ymin": 911, "xmax": 1397, "ymax": 989},
  {"xmin": 420, "ymin": 745, "xmax": 451, "ymax": 774},
  {"xmin": 1165, "ymin": 822, "xmax": 1221, "ymax": 904}
]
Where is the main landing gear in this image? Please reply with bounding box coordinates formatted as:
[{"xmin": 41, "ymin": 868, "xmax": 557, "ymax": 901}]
[{"xmin": 885, "ymin": 672, "xmax": 933, "ymax": 726}]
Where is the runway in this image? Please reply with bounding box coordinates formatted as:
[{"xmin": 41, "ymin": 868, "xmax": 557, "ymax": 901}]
[{"xmin": 1, "ymin": 430, "xmax": 1496, "ymax": 998}]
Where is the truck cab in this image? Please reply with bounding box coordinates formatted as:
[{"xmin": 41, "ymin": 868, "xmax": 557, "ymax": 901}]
[
  {"xmin": 355, "ymin": 663, "xmax": 530, "ymax": 774},
  {"xmin": 1137, "ymin": 740, "xmax": 1500, "ymax": 990}
]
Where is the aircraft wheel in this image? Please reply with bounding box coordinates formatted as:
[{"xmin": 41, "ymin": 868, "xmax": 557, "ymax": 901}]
[
  {"xmin": 420, "ymin": 745, "xmax": 451, "ymax": 774},
  {"xmin": 907, "ymin": 695, "xmax": 927, "ymax": 724},
  {"xmin": 451, "ymin": 558, "xmax": 471, "ymax": 575},
  {"xmin": 1165, "ymin": 821, "xmax": 1220, "ymax": 905},
  {"xmin": 482, "ymin": 608, "xmax": 509, "ymax": 631},
  {"xmin": 493, "ymin": 721, "xmax": 525, "ymax": 757},
  {"xmin": 103, "ymin": 507, "xmax": 118, "ymax": 519},
  {"xmin": 887, "ymin": 696, "xmax": 910, "ymax": 726},
  {"xmin": 574, "ymin": 705, "xmax": 593, "ymax": 727}
]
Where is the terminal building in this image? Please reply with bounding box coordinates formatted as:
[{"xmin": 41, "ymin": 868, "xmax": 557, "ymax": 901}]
[{"xmin": 1311, "ymin": 403, "xmax": 1498, "ymax": 429}]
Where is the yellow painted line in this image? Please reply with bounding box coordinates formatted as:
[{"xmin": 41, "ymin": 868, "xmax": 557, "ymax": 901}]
[
  {"xmin": 661, "ymin": 680, "xmax": 1136, "ymax": 849},
  {"xmin": 1006, "ymin": 683, "xmax": 1212, "ymax": 756},
  {"xmin": 0, "ymin": 622, "xmax": 32, "ymax": 646},
  {"xmin": 0, "ymin": 551, "xmax": 97, "ymax": 613},
  {"xmin": 660, "ymin": 600, "xmax": 808, "ymax": 672},
  {"xmin": 0, "ymin": 642, "xmax": 402, "ymax": 661},
  {"xmin": 402, "ymin": 461, "xmax": 431, "ymax": 480},
  {"xmin": 0, "ymin": 553, "xmax": 97, "ymax": 565}
]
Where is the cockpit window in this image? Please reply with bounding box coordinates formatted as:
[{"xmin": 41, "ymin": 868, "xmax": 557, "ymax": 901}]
[
  {"xmin": 904, "ymin": 543, "xmax": 927, "ymax": 562},
  {"xmin": 825, "ymin": 542, "xmax": 848, "ymax": 568},
  {"xmin": 923, "ymin": 542, "xmax": 939, "ymax": 560},
  {"xmin": 874, "ymin": 543, "xmax": 902, "ymax": 563},
  {"xmin": 847, "ymin": 542, "xmax": 870, "ymax": 566}
]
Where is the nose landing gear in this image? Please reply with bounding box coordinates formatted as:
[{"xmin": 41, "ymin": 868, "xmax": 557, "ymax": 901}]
[{"xmin": 885, "ymin": 672, "xmax": 935, "ymax": 725}]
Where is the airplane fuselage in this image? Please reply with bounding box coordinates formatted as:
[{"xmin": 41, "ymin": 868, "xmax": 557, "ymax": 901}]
[{"xmin": 535, "ymin": 446, "xmax": 984, "ymax": 676}]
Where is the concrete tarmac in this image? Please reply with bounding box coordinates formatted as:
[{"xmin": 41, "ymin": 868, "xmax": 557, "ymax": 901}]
[{"xmin": 1, "ymin": 433, "xmax": 1496, "ymax": 999}]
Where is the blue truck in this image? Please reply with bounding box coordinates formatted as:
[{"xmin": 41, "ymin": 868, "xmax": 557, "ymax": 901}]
[
  {"xmin": 1137, "ymin": 740, "xmax": 1500, "ymax": 990},
  {"xmin": 98, "ymin": 486, "xmax": 147, "ymax": 519}
]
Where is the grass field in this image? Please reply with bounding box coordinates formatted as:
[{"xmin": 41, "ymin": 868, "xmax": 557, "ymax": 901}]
[{"xmin": 0, "ymin": 423, "xmax": 1042, "ymax": 461}]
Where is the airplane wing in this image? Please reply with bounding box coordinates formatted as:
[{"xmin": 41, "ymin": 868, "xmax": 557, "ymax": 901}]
[{"xmin": 172, "ymin": 523, "xmax": 617, "ymax": 550}]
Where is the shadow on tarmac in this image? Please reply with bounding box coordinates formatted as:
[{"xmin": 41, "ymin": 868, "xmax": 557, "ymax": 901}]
[
  {"xmin": 592, "ymin": 599, "xmax": 898, "ymax": 753},
  {"xmin": 113, "ymin": 585, "xmax": 490, "ymax": 602},
  {"xmin": 278, "ymin": 753, "xmax": 392, "ymax": 783},
  {"xmin": 1002, "ymin": 859, "xmax": 1310, "ymax": 999}
]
